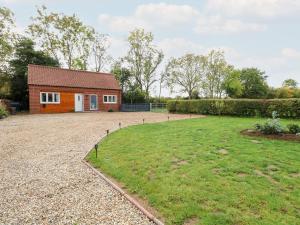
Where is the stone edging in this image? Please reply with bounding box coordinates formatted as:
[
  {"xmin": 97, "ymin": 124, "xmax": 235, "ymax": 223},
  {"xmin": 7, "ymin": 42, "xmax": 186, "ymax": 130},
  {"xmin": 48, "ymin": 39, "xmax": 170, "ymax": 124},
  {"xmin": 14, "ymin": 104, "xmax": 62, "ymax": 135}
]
[{"xmin": 82, "ymin": 127, "xmax": 164, "ymax": 225}]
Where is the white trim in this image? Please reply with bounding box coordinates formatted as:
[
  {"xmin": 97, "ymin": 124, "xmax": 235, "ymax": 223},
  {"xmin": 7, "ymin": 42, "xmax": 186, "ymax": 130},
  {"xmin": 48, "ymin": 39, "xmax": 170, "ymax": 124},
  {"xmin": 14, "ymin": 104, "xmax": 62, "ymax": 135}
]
[
  {"xmin": 89, "ymin": 94, "xmax": 98, "ymax": 110},
  {"xmin": 103, "ymin": 95, "xmax": 117, "ymax": 104},
  {"xmin": 40, "ymin": 92, "xmax": 60, "ymax": 104}
]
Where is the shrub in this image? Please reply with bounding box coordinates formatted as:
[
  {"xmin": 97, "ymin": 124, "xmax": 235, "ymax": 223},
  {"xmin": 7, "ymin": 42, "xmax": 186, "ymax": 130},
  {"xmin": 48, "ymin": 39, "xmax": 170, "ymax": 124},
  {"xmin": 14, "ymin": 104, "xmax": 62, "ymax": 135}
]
[
  {"xmin": 255, "ymin": 111, "xmax": 284, "ymax": 135},
  {"xmin": 287, "ymin": 124, "xmax": 300, "ymax": 134},
  {"xmin": 0, "ymin": 105, "xmax": 8, "ymax": 119},
  {"xmin": 108, "ymin": 109, "xmax": 114, "ymax": 112},
  {"xmin": 167, "ymin": 99, "xmax": 300, "ymax": 118}
]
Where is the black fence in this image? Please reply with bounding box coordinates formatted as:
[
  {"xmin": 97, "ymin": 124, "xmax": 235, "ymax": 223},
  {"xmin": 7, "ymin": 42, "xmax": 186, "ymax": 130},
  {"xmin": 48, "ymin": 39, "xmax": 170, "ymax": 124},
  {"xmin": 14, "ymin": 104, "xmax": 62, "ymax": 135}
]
[{"xmin": 121, "ymin": 103, "xmax": 151, "ymax": 112}]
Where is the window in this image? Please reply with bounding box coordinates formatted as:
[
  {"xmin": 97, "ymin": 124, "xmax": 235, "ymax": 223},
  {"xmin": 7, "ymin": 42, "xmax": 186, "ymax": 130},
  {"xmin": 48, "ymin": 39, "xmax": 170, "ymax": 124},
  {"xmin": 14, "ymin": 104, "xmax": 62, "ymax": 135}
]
[
  {"xmin": 103, "ymin": 95, "xmax": 117, "ymax": 104},
  {"xmin": 40, "ymin": 92, "xmax": 60, "ymax": 104},
  {"xmin": 90, "ymin": 94, "xmax": 98, "ymax": 110}
]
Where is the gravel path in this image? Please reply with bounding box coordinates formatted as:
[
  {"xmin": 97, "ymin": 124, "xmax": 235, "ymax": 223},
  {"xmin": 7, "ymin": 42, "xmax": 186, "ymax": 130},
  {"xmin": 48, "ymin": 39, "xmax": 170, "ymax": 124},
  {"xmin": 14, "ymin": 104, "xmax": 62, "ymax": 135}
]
[{"xmin": 0, "ymin": 112, "xmax": 195, "ymax": 225}]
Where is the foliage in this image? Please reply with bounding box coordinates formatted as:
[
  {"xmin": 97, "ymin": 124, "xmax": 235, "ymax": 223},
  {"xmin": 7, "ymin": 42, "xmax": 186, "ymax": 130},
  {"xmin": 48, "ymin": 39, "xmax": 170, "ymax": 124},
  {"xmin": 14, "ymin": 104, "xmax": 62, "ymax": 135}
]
[
  {"xmin": 201, "ymin": 50, "xmax": 232, "ymax": 98},
  {"xmin": 108, "ymin": 108, "xmax": 114, "ymax": 112},
  {"xmin": 165, "ymin": 54, "xmax": 204, "ymax": 99},
  {"xmin": 223, "ymin": 69, "xmax": 243, "ymax": 98},
  {"xmin": 122, "ymin": 86, "xmax": 147, "ymax": 104},
  {"xmin": 125, "ymin": 28, "xmax": 163, "ymax": 98},
  {"xmin": 28, "ymin": 6, "xmax": 108, "ymax": 70},
  {"xmin": 111, "ymin": 60, "xmax": 132, "ymax": 92},
  {"xmin": 92, "ymin": 33, "xmax": 111, "ymax": 72},
  {"xmin": 87, "ymin": 117, "xmax": 300, "ymax": 225},
  {"xmin": 282, "ymin": 79, "xmax": 298, "ymax": 88},
  {"xmin": 0, "ymin": 105, "xmax": 8, "ymax": 118},
  {"xmin": 167, "ymin": 99, "xmax": 300, "ymax": 118},
  {"xmin": 9, "ymin": 38, "xmax": 59, "ymax": 109},
  {"xmin": 0, "ymin": 7, "xmax": 16, "ymax": 98},
  {"xmin": 240, "ymin": 68, "xmax": 269, "ymax": 98},
  {"xmin": 287, "ymin": 124, "xmax": 300, "ymax": 134},
  {"xmin": 255, "ymin": 111, "xmax": 284, "ymax": 135}
]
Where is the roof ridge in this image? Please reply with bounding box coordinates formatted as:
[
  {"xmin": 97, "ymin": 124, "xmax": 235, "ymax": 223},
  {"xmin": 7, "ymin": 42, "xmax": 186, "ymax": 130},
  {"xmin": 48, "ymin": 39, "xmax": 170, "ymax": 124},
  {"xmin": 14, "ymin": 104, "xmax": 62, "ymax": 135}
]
[{"xmin": 28, "ymin": 64, "xmax": 114, "ymax": 76}]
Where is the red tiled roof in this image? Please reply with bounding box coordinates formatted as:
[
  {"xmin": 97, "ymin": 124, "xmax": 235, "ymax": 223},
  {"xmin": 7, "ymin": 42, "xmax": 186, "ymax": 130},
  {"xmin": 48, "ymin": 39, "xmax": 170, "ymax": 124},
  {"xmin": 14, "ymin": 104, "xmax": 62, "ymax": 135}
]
[{"xmin": 28, "ymin": 64, "xmax": 121, "ymax": 90}]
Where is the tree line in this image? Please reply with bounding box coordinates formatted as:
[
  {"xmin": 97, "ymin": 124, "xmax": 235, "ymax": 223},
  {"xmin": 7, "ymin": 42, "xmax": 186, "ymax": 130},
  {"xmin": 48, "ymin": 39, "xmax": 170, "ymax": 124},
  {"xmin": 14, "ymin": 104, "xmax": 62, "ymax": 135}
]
[{"xmin": 0, "ymin": 6, "xmax": 299, "ymax": 108}]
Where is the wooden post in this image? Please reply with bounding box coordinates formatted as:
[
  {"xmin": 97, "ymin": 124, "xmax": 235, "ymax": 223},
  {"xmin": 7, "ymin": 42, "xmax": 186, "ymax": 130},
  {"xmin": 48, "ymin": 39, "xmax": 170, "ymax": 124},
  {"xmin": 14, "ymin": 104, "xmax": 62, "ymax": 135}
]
[
  {"xmin": 119, "ymin": 122, "xmax": 121, "ymax": 129},
  {"xmin": 106, "ymin": 129, "xmax": 109, "ymax": 136},
  {"xmin": 143, "ymin": 119, "xmax": 145, "ymax": 124}
]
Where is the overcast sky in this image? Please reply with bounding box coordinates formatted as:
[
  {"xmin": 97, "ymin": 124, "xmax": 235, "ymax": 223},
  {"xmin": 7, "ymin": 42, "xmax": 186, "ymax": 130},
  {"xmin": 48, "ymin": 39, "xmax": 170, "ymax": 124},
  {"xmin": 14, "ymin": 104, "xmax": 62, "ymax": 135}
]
[{"xmin": 1, "ymin": 0, "xmax": 300, "ymax": 96}]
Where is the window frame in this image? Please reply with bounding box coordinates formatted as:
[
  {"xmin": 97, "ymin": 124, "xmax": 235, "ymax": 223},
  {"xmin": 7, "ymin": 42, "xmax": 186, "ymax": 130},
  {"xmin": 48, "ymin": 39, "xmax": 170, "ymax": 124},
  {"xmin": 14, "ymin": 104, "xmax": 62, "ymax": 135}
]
[
  {"xmin": 89, "ymin": 94, "xmax": 98, "ymax": 110},
  {"xmin": 40, "ymin": 92, "xmax": 60, "ymax": 104},
  {"xmin": 103, "ymin": 95, "xmax": 117, "ymax": 104}
]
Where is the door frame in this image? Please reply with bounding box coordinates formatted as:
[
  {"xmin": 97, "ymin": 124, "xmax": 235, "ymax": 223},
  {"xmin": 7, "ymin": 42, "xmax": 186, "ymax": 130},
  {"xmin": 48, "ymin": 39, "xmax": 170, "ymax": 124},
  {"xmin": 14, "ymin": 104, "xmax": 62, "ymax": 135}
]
[{"xmin": 74, "ymin": 93, "xmax": 84, "ymax": 112}]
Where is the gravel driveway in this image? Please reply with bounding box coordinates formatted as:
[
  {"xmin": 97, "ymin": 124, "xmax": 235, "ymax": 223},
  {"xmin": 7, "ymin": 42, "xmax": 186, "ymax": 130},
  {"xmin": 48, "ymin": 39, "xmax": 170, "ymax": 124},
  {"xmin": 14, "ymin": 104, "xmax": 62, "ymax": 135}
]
[{"xmin": 0, "ymin": 112, "xmax": 194, "ymax": 225}]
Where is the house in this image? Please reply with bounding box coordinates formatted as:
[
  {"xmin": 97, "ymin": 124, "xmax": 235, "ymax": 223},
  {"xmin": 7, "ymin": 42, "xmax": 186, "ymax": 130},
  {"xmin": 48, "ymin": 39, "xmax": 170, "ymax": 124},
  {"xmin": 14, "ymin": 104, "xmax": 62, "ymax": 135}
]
[{"xmin": 28, "ymin": 64, "xmax": 121, "ymax": 114}]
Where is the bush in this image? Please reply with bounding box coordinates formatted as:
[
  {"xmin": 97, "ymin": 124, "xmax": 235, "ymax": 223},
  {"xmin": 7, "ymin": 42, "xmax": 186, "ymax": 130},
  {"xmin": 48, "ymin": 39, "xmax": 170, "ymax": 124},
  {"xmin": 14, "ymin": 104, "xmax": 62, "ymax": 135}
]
[
  {"xmin": 108, "ymin": 109, "xmax": 114, "ymax": 112},
  {"xmin": 167, "ymin": 99, "xmax": 300, "ymax": 118},
  {"xmin": 287, "ymin": 124, "xmax": 300, "ymax": 134},
  {"xmin": 0, "ymin": 105, "xmax": 8, "ymax": 119},
  {"xmin": 255, "ymin": 111, "xmax": 284, "ymax": 135}
]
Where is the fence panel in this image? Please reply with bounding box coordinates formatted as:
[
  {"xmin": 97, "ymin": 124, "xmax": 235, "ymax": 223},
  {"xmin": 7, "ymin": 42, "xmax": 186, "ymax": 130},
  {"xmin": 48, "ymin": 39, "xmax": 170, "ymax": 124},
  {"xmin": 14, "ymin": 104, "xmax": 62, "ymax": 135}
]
[{"xmin": 121, "ymin": 103, "xmax": 151, "ymax": 112}]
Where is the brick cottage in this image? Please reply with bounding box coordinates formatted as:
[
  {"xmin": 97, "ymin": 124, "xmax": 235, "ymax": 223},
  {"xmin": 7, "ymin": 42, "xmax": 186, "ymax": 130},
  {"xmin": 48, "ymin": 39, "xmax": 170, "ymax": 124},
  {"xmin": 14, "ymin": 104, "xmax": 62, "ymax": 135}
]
[{"xmin": 28, "ymin": 64, "xmax": 121, "ymax": 114}]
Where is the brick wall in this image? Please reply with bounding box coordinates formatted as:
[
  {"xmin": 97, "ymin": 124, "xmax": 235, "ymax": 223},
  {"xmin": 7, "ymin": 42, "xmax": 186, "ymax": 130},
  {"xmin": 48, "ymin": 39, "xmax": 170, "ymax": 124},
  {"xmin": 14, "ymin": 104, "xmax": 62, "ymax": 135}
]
[{"xmin": 29, "ymin": 85, "xmax": 121, "ymax": 114}]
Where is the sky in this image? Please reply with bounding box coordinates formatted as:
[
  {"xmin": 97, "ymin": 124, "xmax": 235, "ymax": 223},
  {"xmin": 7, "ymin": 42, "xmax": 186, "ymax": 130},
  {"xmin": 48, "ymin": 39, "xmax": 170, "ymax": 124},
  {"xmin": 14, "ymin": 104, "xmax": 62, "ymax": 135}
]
[{"xmin": 1, "ymin": 0, "xmax": 300, "ymax": 96}]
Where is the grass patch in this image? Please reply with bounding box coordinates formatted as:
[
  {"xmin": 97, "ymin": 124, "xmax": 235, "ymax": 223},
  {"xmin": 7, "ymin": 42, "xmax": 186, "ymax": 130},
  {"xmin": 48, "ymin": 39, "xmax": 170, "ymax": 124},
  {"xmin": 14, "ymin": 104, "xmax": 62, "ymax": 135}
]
[{"xmin": 86, "ymin": 117, "xmax": 300, "ymax": 225}]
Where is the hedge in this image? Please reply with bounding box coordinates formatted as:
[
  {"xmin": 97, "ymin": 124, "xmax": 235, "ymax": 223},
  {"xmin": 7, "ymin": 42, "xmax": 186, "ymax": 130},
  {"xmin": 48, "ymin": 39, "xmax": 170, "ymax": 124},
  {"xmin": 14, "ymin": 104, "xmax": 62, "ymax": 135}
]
[{"xmin": 167, "ymin": 99, "xmax": 300, "ymax": 118}]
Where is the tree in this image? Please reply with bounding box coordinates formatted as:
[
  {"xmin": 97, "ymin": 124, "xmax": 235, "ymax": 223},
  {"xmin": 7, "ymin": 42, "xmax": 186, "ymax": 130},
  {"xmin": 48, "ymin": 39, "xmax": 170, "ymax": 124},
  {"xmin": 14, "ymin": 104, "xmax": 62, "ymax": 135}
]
[
  {"xmin": 125, "ymin": 29, "xmax": 163, "ymax": 99},
  {"xmin": 223, "ymin": 69, "xmax": 243, "ymax": 98},
  {"xmin": 9, "ymin": 38, "xmax": 59, "ymax": 109},
  {"xmin": 201, "ymin": 50, "xmax": 231, "ymax": 98},
  {"xmin": 240, "ymin": 68, "xmax": 269, "ymax": 98},
  {"xmin": 0, "ymin": 7, "xmax": 16, "ymax": 97},
  {"xmin": 111, "ymin": 60, "xmax": 132, "ymax": 93},
  {"xmin": 91, "ymin": 33, "xmax": 111, "ymax": 72},
  {"xmin": 28, "ymin": 6, "xmax": 95, "ymax": 70},
  {"xmin": 165, "ymin": 54, "xmax": 203, "ymax": 99},
  {"xmin": 282, "ymin": 79, "xmax": 298, "ymax": 88}
]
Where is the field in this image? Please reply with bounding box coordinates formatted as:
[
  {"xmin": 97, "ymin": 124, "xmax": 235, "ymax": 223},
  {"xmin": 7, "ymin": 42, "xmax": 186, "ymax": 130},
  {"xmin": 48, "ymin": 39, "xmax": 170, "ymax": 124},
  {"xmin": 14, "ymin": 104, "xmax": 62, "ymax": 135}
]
[{"xmin": 86, "ymin": 117, "xmax": 300, "ymax": 225}]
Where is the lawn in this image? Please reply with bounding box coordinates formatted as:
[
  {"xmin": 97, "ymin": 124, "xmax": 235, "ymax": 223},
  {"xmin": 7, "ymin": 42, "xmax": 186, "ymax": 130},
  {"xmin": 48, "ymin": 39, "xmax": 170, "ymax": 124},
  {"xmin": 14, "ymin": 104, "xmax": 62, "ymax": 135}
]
[{"xmin": 86, "ymin": 117, "xmax": 300, "ymax": 225}]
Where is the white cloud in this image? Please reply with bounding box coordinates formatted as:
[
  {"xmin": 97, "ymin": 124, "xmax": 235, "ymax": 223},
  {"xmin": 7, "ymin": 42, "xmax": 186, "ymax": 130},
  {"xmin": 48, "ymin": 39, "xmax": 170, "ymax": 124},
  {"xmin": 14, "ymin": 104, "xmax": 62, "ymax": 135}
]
[
  {"xmin": 98, "ymin": 3, "xmax": 199, "ymax": 32},
  {"xmin": 281, "ymin": 48, "xmax": 300, "ymax": 59},
  {"xmin": 194, "ymin": 15, "xmax": 266, "ymax": 34},
  {"xmin": 99, "ymin": 3, "xmax": 266, "ymax": 35},
  {"xmin": 158, "ymin": 38, "xmax": 203, "ymax": 59},
  {"xmin": 205, "ymin": 0, "xmax": 300, "ymax": 18}
]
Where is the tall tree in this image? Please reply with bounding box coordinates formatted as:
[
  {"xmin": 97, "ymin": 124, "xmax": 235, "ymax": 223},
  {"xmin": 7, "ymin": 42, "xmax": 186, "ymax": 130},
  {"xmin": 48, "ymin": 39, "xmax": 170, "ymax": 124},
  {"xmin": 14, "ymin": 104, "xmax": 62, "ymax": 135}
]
[
  {"xmin": 282, "ymin": 79, "xmax": 298, "ymax": 88},
  {"xmin": 111, "ymin": 60, "xmax": 132, "ymax": 93},
  {"xmin": 28, "ymin": 6, "xmax": 95, "ymax": 70},
  {"xmin": 202, "ymin": 50, "xmax": 230, "ymax": 98},
  {"xmin": 223, "ymin": 69, "xmax": 243, "ymax": 98},
  {"xmin": 125, "ymin": 29, "xmax": 163, "ymax": 98},
  {"xmin": 91, "ymin": 33, "xmax": 111, "ymax": 72},
  {"xmin": 0, "ymin": 7, "xmax": 16, "ymax": 97},
  {"xmin": 9, "ymin": 38, "xmax": 59, "ymax": 109},
  {"xmin": 165, "ymin": 54, "xmax": 204, "ymax": 99},
  {"xmin": 240, "ymin": 68, "xmax": 269, "ymax": 98}
]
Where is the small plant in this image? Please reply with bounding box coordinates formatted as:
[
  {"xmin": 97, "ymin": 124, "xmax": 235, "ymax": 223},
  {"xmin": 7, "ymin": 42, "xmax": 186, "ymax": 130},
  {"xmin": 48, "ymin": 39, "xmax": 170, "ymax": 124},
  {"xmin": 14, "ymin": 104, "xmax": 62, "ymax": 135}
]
[
  {"xmin": 287, "ymin": 124, "xmax": 300, "ymax": 134},
  {"xmin": 0, "ymin": 105, "xmax": 8, "ymax": 119},
  {"xmin": 255, "ymin": 111, "xmax": 284, "ymax": 135},
  {"xmin": 108, "ymin": 109, "xmax": 114, "ymax": 112}
]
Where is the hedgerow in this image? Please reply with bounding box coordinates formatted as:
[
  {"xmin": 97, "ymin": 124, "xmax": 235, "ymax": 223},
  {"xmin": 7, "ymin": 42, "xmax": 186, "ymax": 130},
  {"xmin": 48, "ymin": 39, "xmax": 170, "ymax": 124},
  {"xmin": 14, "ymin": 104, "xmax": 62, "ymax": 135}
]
[{"xmin": 167, "ymin": 99, "xmax": 300, "ymax": 118}]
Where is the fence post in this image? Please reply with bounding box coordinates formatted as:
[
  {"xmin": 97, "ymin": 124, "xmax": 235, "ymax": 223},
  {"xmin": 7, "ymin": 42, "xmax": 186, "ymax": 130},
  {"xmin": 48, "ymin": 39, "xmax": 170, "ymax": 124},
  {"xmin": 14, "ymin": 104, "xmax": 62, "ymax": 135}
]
[{"xmin": 95, "ymin": 144, "xmax": 98, "ymax": 158}]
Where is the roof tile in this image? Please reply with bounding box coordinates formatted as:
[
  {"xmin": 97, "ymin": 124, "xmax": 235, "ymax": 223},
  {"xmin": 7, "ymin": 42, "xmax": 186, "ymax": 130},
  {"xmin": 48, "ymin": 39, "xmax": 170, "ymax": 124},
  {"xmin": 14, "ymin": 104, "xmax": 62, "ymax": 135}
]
[{"xmin": 28, "ymin": 64, "xmax": 121, "ymax": 90}]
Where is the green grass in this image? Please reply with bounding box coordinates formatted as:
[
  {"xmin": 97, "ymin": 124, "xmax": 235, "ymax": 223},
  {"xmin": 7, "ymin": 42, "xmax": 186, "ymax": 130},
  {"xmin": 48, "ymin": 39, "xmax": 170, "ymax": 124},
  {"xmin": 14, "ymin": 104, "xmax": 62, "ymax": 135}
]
[{"xmin": 86, "ymin": 117, "xmax": 300, "ymax": 225}]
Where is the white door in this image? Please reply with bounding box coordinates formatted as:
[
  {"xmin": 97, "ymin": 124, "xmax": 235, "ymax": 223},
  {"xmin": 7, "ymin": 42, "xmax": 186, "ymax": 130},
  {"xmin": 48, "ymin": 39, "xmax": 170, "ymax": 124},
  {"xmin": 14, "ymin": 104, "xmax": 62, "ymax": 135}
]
[{"xmin": 75, "ymin": 94, "xmax": 83, "ymax": 112}]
